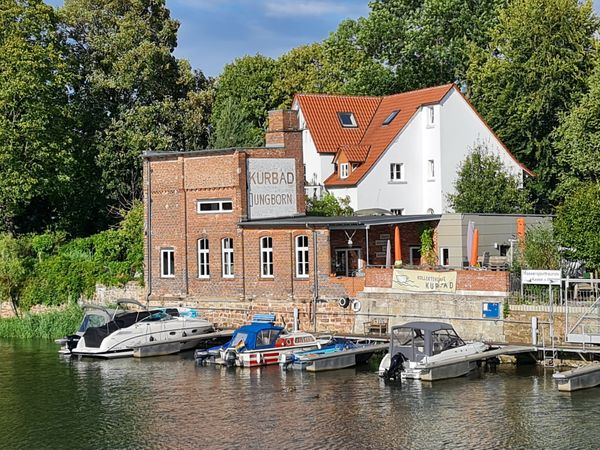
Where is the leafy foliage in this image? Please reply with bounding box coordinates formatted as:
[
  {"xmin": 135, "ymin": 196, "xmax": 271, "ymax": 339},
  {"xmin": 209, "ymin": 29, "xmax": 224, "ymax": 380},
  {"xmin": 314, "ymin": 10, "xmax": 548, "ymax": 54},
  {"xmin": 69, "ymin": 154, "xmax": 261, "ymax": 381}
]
[
  {"xmin": 553, "ymin": 61, "xmax": 600, "ymax": 201},
  {"xmin": 0, "ymin": 304, "xmax": 83, "ymax": 339},
  {"xmin": 18, "ymin": 202, "xmax": 144, "ymax": 309},
  {"xmin": 210, "ymin": 54, "xmax": 277, "ymax": 146},
  {"xmin": 0, "ymin": 233, "xmax": 29, "ymax": 315},
  {"xmin": 467, "ymin": 0, "xmax": 599, "ymax": 212},
  {"xmin": 306, "ymin": 194, "xmax": 353, "ymax": 217},
  {"xmin": 420, "ymin": 228, "xmax": 437, "ymax": 266},
  {"xmin": 554, "ymin": 183, "xmax": 600, "ymax": 271},
  {"xmin": 447, "ymin": 144, "xmax": 531, "ymax": 213},
  {"xmin": 0, "ymin": 0, "xmax": 75, "ymax": 233},
  {"xmin": 210, "ymin": 97, "xmax": 263, "ymax": 148},
  {"xmin": 520, "ymin": 223, "xmax": 560, "ymax": 270}
]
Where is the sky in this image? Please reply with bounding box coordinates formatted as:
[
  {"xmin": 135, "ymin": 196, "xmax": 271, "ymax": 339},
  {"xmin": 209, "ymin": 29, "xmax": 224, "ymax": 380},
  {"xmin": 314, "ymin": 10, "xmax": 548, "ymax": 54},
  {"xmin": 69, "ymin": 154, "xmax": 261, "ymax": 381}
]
[{"xmin": 47, "ymin": 0, "xmax": 600, "ymax": 78}]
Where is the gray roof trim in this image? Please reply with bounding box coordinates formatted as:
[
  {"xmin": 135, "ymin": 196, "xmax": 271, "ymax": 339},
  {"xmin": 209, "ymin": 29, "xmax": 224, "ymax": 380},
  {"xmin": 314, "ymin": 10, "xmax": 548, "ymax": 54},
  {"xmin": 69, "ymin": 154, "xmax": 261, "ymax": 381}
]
[
  {"xmin": 239, "ymin": 214, "xmax": 441, "ymax": 229},
  {"xmin": 142, "ymin": 145, "xmax": 287, "ymax": 159}
]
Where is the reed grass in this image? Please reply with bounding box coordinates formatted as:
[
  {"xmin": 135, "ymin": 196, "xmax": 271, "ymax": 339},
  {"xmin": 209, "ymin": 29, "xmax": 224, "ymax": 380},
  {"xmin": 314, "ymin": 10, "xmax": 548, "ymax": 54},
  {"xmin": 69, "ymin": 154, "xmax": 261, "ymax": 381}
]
[{"xmin": 0, "ymin": 305, "xmax": 83, "ymax": 339}]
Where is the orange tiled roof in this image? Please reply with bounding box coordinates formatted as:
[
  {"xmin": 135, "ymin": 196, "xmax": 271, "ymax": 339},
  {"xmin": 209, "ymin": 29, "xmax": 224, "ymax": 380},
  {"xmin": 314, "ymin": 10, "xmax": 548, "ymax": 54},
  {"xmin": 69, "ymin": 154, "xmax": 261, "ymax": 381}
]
[
  {"xmin": 295, "ymin": 93, "xmax": 381, "ymax": 153},
  {"xmin": 335, "ymin": 144, "xmax": 371, "ymax": 163},
  {"xmin": 297, "ymin": 84, "xmax": 532, "ymax": 187}
]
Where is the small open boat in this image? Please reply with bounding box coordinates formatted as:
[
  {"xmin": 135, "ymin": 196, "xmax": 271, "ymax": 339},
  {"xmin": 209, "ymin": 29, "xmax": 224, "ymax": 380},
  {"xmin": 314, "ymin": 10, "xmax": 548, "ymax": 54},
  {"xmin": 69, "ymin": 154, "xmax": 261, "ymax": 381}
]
[
  {"xmin": 378, "ymin": 322, "xmax": 488, "ymax": 381},
  {"xmin": 280, "ymin": 339, "xmax": 388, "ymax": 372},
  {"xmin": 195, "ymin": 314, "xmax": 330, "ymax": 367}
]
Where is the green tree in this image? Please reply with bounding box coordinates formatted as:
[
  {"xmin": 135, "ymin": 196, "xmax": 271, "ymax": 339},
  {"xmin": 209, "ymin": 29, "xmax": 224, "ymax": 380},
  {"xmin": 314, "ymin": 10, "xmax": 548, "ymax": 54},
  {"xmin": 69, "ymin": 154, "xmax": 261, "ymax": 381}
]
[
  {"xmin": 61, "ymin": 0, "xmax": 207, "ymax": 225},
  {"xmin": 306, "ymin": 193, "xmax": 353, "ymax": 216},
  {"xmin": 211, "ymin": 54, "xmax": 278, "ymax": 145},
  {"xmin": 467, "ymin": 0, "xmax": 599, "ymax": 212},
  {"xmin": 0, "ymin": 0, "xmax": 75, "ymax": 233},
  {"xmin": 553, "ymin": 61, "xmax": 600, "ymax": 201},
  {"xmin": 328, "ymin": 0, "xmax": 503, "ymax": 94},
  {"xmin": 447, "ymin": 144, "xmax": 531, "ymax": 213},
  {"xmin": 209, "ymin": 97, "xmax": 262, "ymax": 149},
  {"xmin": 0, "ymin": 233, "xmax": 29, "ymax": 317},
  {"xmin": 554, "ymin": 183, "xmax": 600, "ymax": 271},
  {"xmin": 521, "ymin": 223, "xmax": 560, "ymax": 269}
]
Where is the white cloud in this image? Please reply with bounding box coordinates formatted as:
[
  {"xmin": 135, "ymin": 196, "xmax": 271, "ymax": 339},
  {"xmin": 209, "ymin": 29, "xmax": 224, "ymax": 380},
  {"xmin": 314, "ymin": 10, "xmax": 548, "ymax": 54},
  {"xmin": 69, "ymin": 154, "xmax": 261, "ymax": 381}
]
[{"xmin": 263, "ymin": 0, "xmax": 353, "ymax": 17}]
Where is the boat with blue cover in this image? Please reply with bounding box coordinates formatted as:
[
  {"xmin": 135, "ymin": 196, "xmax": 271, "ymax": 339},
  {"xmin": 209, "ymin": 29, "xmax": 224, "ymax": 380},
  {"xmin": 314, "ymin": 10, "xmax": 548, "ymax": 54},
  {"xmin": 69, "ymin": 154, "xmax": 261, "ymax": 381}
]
[{"xmin": 194, "ymin": 313, "xmax": 331, "ymax": 367}]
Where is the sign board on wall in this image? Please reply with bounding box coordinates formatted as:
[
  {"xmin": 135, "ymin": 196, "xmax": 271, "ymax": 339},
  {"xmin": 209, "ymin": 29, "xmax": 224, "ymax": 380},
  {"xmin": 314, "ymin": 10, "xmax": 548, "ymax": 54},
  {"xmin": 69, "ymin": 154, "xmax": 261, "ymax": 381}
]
[
  {"xmin": 247, "ymin": 158, "xmax": 297, "ymax": 219},
  {"xmin": 521, "ymin": 270, "xmax": 561, "ymax": 285},
  {"xmin": 392, "ymin": 269, "xmax": 457, "ymax": 293}
]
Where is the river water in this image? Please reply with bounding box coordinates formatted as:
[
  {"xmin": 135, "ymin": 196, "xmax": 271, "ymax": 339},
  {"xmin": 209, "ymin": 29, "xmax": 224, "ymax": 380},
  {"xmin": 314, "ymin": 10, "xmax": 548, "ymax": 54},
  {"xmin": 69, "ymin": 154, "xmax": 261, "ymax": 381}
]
[{"xmin": 1, "ymin": 338, "xmax": 599, "ymax": 450}]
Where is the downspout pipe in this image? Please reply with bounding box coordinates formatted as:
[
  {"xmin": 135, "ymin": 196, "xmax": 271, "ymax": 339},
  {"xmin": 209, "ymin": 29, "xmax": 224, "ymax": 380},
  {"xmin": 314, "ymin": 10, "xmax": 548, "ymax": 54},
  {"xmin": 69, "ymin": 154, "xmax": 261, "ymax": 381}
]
[
  {"xmin": 312, "ymin": 229, "xmax": 319, "ymax": 331},
  {"xmin": 145, "ymin": 156, "xmax": 153, "ymax": 307}
]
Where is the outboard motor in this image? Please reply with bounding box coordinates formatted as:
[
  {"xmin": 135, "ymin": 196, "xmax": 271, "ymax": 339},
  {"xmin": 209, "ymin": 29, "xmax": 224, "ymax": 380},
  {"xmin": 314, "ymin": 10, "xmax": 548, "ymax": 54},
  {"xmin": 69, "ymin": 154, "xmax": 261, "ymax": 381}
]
[
  {"xmin": 223, "ymin": 349, "xmax": 237, "ymax": 367},
  {"xmin": 66, "ymin": 335, "xmax": 81, "ymax": 353},
  {"xmin": 383, "ymin": 352, "xmax": 408, "ymax": 381},
  {"xmin": 194, "ymin": 349, "xmax": 210, "ymax": 364}
]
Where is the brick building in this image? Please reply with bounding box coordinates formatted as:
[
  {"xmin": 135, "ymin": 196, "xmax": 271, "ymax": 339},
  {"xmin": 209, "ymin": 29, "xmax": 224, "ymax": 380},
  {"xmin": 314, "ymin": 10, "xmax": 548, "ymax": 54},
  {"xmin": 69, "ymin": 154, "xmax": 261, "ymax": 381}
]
[{"xmin": 143, "ymin": 109, "xmax": 549, "ymax": 333}]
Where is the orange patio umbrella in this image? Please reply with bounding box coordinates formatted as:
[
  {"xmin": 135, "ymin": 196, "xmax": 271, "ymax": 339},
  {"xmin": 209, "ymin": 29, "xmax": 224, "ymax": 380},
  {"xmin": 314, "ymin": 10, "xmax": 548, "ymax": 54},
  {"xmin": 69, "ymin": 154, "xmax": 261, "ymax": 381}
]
[
  {"xmin": 470, "ymin": 228, "xmax": 479, "ymax": 266},
  {"xmin": 394, "ymin": 225, "xmax": 402, "ymax": 266}
]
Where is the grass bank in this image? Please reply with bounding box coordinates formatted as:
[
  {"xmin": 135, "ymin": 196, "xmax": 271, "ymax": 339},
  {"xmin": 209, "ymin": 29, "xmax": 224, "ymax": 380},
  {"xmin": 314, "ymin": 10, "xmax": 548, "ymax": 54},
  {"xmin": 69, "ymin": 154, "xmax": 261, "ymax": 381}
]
[{"xmin": 0, "ymin": 305, "xmax": 83, "ymax": 339}]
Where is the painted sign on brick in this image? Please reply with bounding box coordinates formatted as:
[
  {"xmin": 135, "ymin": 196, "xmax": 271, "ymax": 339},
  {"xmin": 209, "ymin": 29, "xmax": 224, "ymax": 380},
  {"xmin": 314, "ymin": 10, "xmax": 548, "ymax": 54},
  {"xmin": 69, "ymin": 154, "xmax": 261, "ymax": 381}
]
[
  {"xmin": 247, "ymin": 158, "xmax": 297, "ymax": 219},
  {"xmin": 392, "ymin": 269, "xmax": 457, "ymax": 293}
]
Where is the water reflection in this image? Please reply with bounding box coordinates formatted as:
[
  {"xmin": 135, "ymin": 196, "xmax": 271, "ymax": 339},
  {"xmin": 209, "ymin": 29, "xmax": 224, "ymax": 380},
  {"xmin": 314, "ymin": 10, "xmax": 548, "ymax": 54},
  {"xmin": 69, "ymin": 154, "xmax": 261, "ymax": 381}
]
[{"xmin": 1, "ymin": 339, "xmax": 600, "ymax": 449}]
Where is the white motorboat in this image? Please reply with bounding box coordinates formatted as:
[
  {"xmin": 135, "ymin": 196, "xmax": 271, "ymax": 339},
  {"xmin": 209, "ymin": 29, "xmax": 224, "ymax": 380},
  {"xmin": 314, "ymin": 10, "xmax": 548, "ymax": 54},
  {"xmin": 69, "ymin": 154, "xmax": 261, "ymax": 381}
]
[
  {"xmin": 57, "ymin": 300, "xmax": 215, "ymax": 358},
  {"xmin": 378, "ymin": 322, "xmax": 489, "ymax": 381}
]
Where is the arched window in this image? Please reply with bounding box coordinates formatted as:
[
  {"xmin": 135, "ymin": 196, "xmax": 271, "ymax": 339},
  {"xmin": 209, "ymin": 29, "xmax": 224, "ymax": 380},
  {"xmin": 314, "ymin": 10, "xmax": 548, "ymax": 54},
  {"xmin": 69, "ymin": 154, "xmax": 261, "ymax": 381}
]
[
  {"xmin": 197, "ymin": 238, "xmax": 209, "ymax": 278},
  {"xmin": 260, "ymin": 236, "xmax": 273, "ymax": 278},
  {"xmin": 221, "ymin": 238, "xmax": 234, "ymax": 278},
  {"xmin": 295, "ymin": 235, "xmax": 309, "ymax": 278}
]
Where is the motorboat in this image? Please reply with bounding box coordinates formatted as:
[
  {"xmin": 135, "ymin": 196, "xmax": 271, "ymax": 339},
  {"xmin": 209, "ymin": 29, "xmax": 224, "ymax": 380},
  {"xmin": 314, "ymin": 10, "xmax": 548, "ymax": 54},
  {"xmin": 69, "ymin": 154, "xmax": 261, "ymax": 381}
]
[
  {"xmin": 195, "ymin": 313, "xmax": 330, "ymax": 367},
  {"xmin": 280, "ymin": 338, "xmax": 388, "ymax": 372},
  {"xmin": 378, "ymin": 322, "xmax": 489, "ymax": 381},
  {"xmin": 57, "ymin": 300, "xmax": 216, "ymax": 358}
]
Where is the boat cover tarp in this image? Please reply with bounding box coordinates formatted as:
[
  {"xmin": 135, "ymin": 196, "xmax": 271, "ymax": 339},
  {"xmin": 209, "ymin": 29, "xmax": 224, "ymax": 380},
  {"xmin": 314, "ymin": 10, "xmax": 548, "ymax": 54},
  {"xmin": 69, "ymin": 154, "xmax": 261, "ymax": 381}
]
[
  {"xmin": 83, "ymin": 310, "xmax": 155, "ymax": 348},
  {"xmin": 216, "ymin": 322, "xmax": 284, "ymax": 351}
]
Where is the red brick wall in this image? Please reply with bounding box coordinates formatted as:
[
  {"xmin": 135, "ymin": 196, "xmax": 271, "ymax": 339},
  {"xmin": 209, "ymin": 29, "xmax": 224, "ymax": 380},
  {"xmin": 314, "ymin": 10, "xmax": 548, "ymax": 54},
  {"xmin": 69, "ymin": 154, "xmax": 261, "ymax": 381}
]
[
  {"xmin": 365, "ymin": 267, "xmax": 393, "ymax": 288},
  {"xmin": 456, "ymin": 270, "xmax": 509, "ymax": 292}
]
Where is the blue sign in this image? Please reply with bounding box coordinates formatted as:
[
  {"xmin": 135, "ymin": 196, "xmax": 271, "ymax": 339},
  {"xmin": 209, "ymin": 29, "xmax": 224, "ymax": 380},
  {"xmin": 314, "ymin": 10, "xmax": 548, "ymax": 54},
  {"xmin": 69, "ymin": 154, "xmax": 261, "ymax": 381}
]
[{"xmin": 482, "ymin": 302, "xmax": 500, "ymax": 319}]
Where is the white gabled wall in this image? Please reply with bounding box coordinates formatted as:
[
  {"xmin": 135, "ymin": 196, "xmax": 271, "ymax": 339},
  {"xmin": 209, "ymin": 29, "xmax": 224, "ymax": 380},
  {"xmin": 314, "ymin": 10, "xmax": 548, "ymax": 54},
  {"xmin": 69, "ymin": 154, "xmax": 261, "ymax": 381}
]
[
  {"xmin": 421, "ymin": 104, "xmax": 442, "ymax": 214},
  {"xmin": 296, "ymin": 106, "xmax": 335, "ymax": 198},
  {"xmin": 439, "ymin": 91, "xmax": 524, "ymax": 212},
  {"xmin": 329, "ymin": 186, "xmax": 358, "ymax": 210},
  {"xmin": 356, "ymin": 111, "xmax": 426, "ymax": 214}
]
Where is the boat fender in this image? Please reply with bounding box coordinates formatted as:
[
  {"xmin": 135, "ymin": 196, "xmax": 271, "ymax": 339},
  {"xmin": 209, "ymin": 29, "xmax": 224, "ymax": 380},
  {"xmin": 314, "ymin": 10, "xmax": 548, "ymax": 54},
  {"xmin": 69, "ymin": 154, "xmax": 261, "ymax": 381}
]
[
  {"xmin": 351, "ymin": 299, "xmax": 362, "ymax": 313},
  {"xmin": 275, "ymin": 338, "xmax": 286, "ymax": 347},
  {"xmin": 338, "ymin": 297, "xmax": 351, "ymax": 308}
]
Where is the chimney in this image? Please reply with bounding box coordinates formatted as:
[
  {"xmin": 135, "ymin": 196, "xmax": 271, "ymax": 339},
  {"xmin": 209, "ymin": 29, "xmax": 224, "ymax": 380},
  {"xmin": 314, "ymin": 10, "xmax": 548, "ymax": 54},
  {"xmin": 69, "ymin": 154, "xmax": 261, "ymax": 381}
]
[{"xmin": 265, "ymin": 109, "xmax": 299, "ymax": 148}]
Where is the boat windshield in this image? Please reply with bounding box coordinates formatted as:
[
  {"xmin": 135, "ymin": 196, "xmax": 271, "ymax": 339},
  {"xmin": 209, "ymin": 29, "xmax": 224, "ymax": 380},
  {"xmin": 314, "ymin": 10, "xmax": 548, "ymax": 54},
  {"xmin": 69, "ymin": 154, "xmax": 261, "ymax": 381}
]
[
  {"xmin": 431, "ymin": 329, "xmax": 464, "ymax": 354},
  {"xmin": 231, "ymin": 332, "xmax": 248, "ymax": 347},
  {"xmin": 140, "ymin": 311, "xmax": 172, "ymax": 322},
  {"xmin": 78, "ymin": 313, "xmax": 110, "ymax": 333},
  {"xmin": 256, "ymin": 329, "xmax": 280, "ymax": 347}
]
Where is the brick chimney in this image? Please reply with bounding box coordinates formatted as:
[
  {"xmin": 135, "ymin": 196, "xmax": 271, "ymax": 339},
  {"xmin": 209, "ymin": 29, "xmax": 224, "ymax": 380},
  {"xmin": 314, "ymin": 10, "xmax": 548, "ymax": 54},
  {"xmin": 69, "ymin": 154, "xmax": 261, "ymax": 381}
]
[{"xmin": 265, "ymin": 109, "xmax": 300, "ymax": 148}]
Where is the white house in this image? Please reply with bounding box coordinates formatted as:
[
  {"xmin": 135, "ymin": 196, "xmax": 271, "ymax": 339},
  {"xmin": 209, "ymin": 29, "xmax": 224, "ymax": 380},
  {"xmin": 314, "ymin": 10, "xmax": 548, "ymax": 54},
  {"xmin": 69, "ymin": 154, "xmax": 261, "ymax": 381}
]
[{"xmin": 292, "ymin": 84, "xmax": 532, "ymax": 215}]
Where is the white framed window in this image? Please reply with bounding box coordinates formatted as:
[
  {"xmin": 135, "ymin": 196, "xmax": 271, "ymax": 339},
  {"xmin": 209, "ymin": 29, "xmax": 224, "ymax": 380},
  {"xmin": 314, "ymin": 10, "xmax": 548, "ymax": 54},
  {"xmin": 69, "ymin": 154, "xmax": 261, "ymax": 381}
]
[
  {"xmin": 197, "ymin": 238, "xmax": 209, "ymax": 278},
  {"xmin": 339, "ymin": 163, "xmax": 349, "ymax": 179},
  {"xmin": 295, "ymin": 235, "xmax": 309, "ymax": 278},
  {"xmin": 409, "ymin": 246, "xmax": 421, "ymax": 266},
  {"xmin": 160, "ymin": 248, "xmax": 175, "ymax": 278},
  {"xmin": 391, "ymin": 208, "xmax": 404, "ymax": 216},
  {"xmin": 221, "ymin": 238, "xmax": 234, "ymax": 278},
  {"xmin": 390, "ymin": 163, "xmax": 404, "ymax": 181},
  {"xmin": 337, "ymin": 112, "xmax": 357, "ymax": 128},
  {"xmin": 197, "ymin": 199, "xmax": 233, "ymax": 214},
  {"xmin": 440, "ymin": 248, "xmax": 450, "ymax": 266},
  {"xmin": 427, "ymin": 159, "xmax": 435, "ymax": 180},
  {"xmin": 426, "ymin": 106, "xmax": 435, "ymax": 127},
  {"xmin": 260, "ymin": 236, "xmax": 273, "ymax": 278}
]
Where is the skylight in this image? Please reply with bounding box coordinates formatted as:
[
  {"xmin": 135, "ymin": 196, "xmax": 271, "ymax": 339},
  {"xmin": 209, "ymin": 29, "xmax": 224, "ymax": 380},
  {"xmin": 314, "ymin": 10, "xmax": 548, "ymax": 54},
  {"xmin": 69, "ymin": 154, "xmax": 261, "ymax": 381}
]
[
  {"xmin": 383, "ymin": 110, "xmax": 399, "ymax": 125},
  {"xmin": 338, "ymin": 112, "xmax": 357, "ymax": 128}
]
